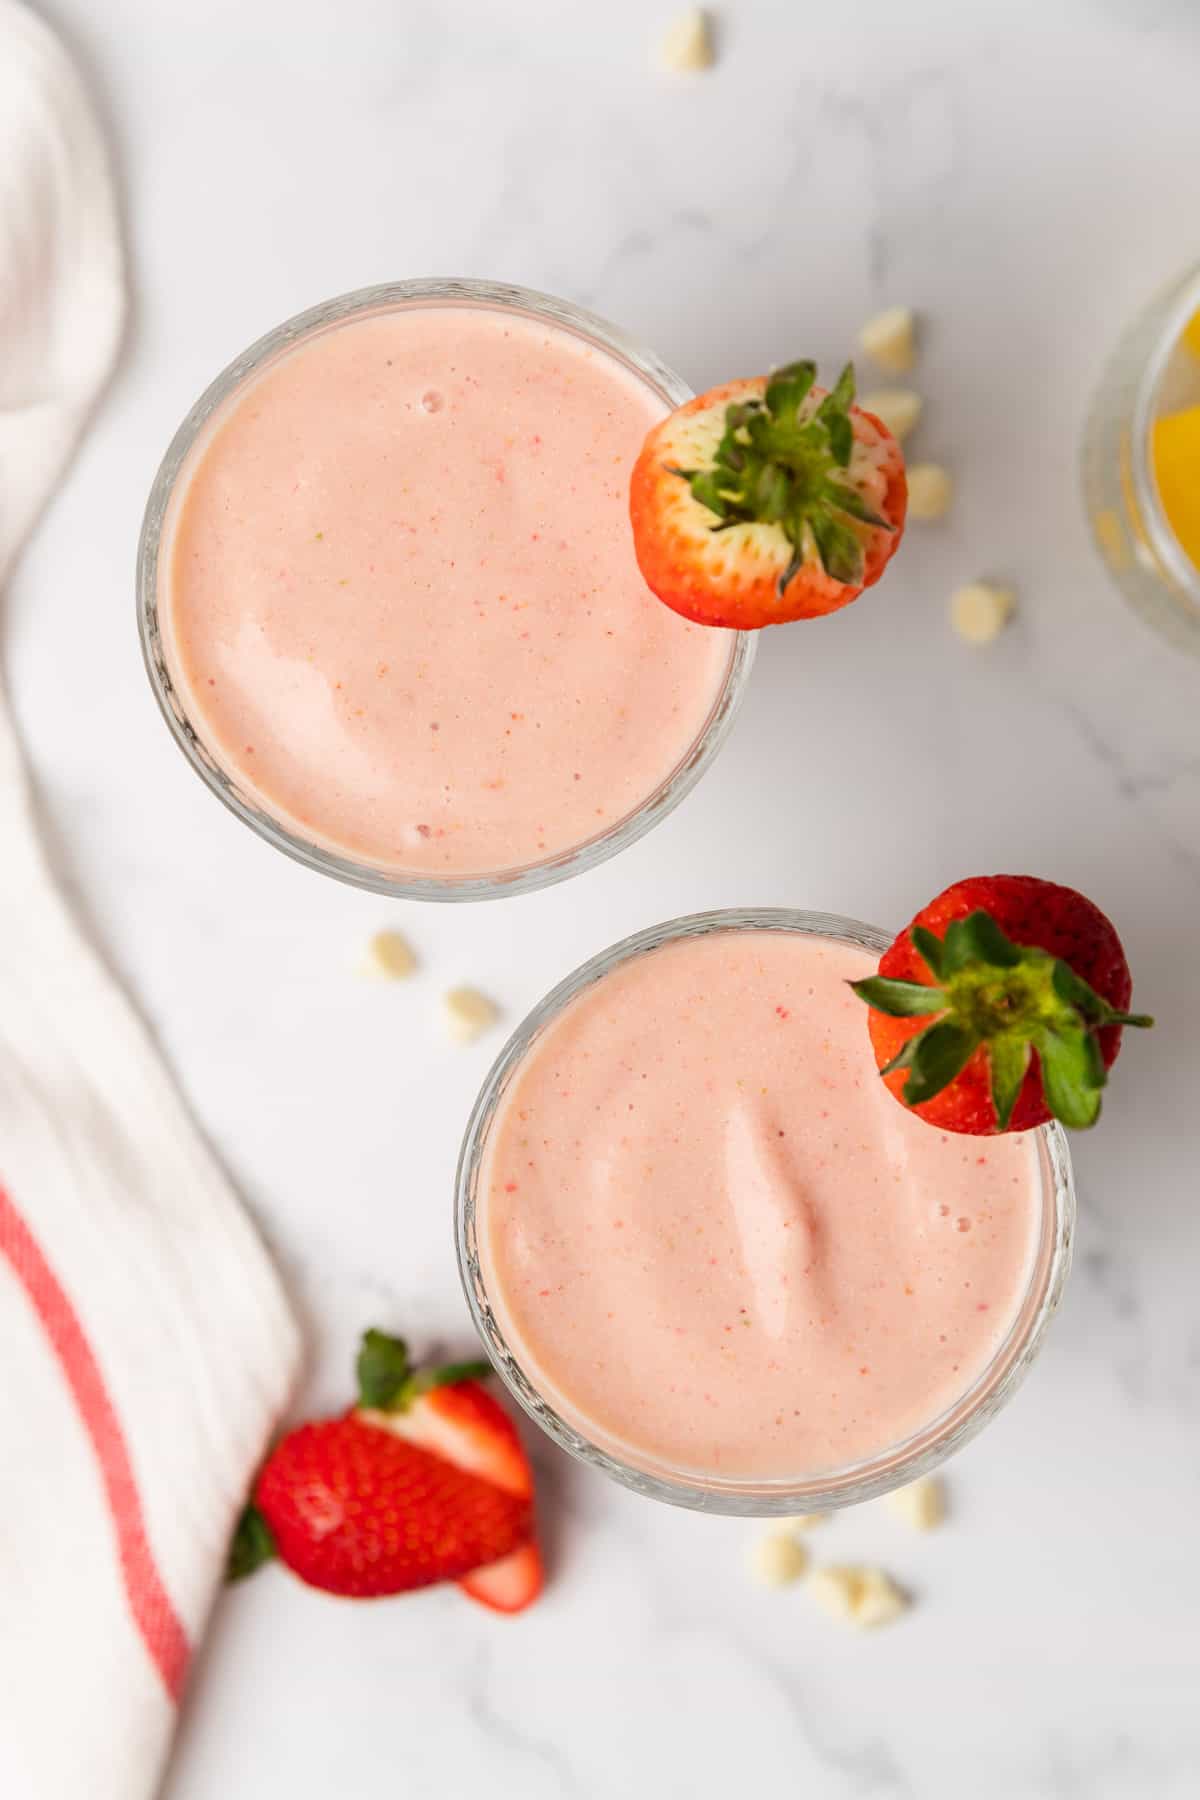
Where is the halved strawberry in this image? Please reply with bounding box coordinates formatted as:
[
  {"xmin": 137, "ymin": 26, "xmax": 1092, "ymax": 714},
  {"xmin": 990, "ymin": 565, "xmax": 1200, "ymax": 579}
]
[
  {"xmin": 629, "ymin": 361, "xmax": 906, "ymax": 629},
  {"xmin": 229, "ymin": 1330, "xmax": 545, "ymax": 1613},
  {"xmin": 232, "ymin": 1415, "xmax": 531, "ymax": 1598},
  {"xmin": 458, "ymin": 1541, "xmax": 545, "ymax": 1614},
  {"xmin": 850, "ymin": 875, "xmax": 1153, "ymax": 1135}
]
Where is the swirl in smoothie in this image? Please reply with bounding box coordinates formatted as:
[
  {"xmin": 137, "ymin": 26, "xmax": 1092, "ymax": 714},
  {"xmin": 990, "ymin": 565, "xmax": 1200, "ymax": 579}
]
[{"xmin": 477, "ymin": 928, "xmax": 1042, "ymax": 1480}]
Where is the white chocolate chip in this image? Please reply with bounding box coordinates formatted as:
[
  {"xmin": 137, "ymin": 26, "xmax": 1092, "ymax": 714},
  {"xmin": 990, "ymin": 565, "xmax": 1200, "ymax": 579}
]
[
  {"xmin": 658, "ymin": 8, "xmax": 714, "ymax": 72},
  {"xmin": 950, "ymin": 581, "xmax": 1015, "ymax": 645},
  {"xmin": 808, "ymin": 1564, "xmax": 910, "ymax": 1629},
  {"xmin": 853, "ymin": 1567, "xmax": 910, "ymax": 1629},
  {"xmin": 442, "ymin": 986, "xmax": 500, "ymax": 1044},
  {"xmin": 807, "ymin": 1565, "xmax": 863, "ymax": 1623},
  {"xmin": 859, "ymin": 389, "xmax": 922, "ymax": 442},
  {"xmin": 884, "ymin": 1475, "xmax": 945, "ymax": 1531},
  {"xmin": 905, "ymin": 463, "xmax": 953, "ymax": 522},
  {"xmin": 780, "ymin": 1512, "xmax": 829, "ymax": 1531},
  {"xmin": 749, "ymin": 1532, "xmax": 810, "ymax": 1588},
  {"xmin": 858, "ymin": 306, "xmax": 917, "ymax": 375},
  {"xmin": 358, "ymin": 930, "xmax": 417, "ymax": 981}
]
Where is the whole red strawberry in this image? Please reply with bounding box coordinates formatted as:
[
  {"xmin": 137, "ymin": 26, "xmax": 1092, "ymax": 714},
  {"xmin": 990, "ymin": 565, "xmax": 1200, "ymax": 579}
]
[
  {"xmin": 229, "ymin": 1331, "xmax": 543, "ymax": 1611},
  {"xmin": 629, "ymin": 361, "xmax": 906, "ymax": 629},
  {"xmin": 851, "ymin": 875, "xmax": 1152, "ymax": 1135}
]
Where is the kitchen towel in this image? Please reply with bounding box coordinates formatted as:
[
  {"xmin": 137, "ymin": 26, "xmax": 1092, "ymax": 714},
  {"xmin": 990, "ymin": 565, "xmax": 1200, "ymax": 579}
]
[{"xmin": 0, "ymin": 5, "xmax": 301, "ymax": 1796}]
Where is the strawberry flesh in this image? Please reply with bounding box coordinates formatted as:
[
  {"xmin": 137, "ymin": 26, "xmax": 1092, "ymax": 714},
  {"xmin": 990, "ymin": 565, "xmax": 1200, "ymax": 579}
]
[{"xmin": 458, "ymin": 1541, "xmax": 544, "ymax": 1614}]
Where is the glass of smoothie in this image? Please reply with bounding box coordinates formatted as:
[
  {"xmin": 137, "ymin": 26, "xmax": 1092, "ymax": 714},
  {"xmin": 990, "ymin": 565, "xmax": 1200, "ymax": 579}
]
[
  {"xmin": 457, "ymin": 910, "xmax": 1074, "ymax": 1514},
  {"xmin": 138, "ymin": 280, "xmax": 753, "ymax": 898}
]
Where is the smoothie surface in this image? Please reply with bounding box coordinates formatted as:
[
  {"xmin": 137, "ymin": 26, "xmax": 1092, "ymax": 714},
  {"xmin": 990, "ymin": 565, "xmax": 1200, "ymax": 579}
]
[
  {"xmin": 160, "ymin": 305, "xmax": 733, "ymax": 876},
  {"xmin": 478, "ymin": 928, "xmax": 1042, "ymax": 1479}
]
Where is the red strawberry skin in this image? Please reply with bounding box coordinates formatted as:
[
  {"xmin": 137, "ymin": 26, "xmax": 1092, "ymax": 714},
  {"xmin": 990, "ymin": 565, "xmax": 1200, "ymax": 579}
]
[
  {"xmin": 868, "ymin": 876, "xmax": 1134, "ymax": 1135},
  {"xmin": 630, "ymin": 378, "xmax": 907, "ymax": 630},
  {"xmin": 254, "ymin": 1416, "xmax": 531, "ymax": 1598},
  {"xmin": 361, "ymin": 1379, "xmax": 533, "ymax": 1501}
]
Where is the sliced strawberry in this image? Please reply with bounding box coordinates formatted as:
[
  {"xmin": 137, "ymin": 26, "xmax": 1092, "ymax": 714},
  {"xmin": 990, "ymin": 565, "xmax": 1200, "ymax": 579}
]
[
  {"xmin": 458, "ymin": 1541, "xmax": 544, "ymax": 1614},
  {"xmin": 629, "ymin": 361, "xmax": 906, "ymax": 629},
  {"xmin": 850, "ymin": 875, "xmax": 1153, "ymax": 1135},
  {"xmin": 241, "ymin": 1416, "xmax": 531, "ymax": 1598},
  {"xmin": 229, "ymin": 1330, "xmax": 546, "ymax": 1610}
]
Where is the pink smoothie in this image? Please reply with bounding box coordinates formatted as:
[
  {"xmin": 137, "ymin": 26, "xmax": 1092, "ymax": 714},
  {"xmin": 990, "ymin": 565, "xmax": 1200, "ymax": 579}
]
[
  {"xmin": 158, "ymin": 305, "xmax": 734, "ymax": 878},
  {"xmin": 476, "ymin": 927, "xmax": 1044, "ymax": 1480}
]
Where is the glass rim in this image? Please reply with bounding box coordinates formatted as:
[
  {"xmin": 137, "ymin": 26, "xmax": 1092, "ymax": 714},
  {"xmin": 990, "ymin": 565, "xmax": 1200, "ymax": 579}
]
[
  {"xmin": 136, "ymin": 277, "xmax": 755, "ymax": 902},
  {"xmin": 455, "ymin": 907, "xmax": 1076, "ymax": 1515},
  {"xmin": 1131, "ymin": 261, "xmax": 1200, "ymax": 609}
]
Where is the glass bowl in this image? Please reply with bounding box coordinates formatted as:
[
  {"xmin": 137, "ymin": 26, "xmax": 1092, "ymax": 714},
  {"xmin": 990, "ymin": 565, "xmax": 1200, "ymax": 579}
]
[
  {"xmin": 137, "ymin": 278, "xmax": 754, "ymax": 900},
  {"xmin": 456, "ymin": 908, "xmax": 1075, "ymax": 1515},
  {"xmin": 1082, "ymin": 260, "xmax": 1200, "ymax": 656}
]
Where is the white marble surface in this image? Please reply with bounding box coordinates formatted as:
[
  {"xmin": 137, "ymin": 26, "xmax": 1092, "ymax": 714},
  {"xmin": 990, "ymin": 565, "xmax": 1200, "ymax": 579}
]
[{"xmin": 11, "ymin": 0, "xmax": 1200, "ymax": 1793}]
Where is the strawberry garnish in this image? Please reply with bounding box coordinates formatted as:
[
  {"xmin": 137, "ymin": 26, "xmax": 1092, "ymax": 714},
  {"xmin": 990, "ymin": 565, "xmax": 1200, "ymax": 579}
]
[
  {"xmin": 229, "ymin": 1329, "xmax": 544, "ymax": 1612},
  {"xmin": 237, "ymin": 1416, "xmax": 530, "ymax": 1598},
  {"xmin": 629, "ymin": 361, "xmax": 906, "ymax": 629},
  {"xmin": 851, "ymin": 875, "xmax": 1152, "ymax": 1134}
]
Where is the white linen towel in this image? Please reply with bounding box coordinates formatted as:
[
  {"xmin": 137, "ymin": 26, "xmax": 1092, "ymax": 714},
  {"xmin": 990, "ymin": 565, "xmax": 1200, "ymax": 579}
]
[{"xmin": 0, "ymin": 5, "xmax": 301, "ymax": 1795}]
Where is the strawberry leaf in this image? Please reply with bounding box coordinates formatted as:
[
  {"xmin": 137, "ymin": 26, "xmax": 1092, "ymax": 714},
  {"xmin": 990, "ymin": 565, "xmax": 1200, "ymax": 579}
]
[
  {"xmin": 403, "ymin": 1359, "xmax": 493, "ymax": 1401},
  {"xmin": 825, "ymin": 480, "xmax": 893, "ymax": 530},
  {"xmin": 900, "ymin": 1021, "xmax": 978, "ymax": 1107},
  {"xmin": 356, "ymin": 1329, "xmax": 412, "ymax": 1409},
  {"xmin": 988, "ymin": 1036, "xmax": 1031, "ymax": 1130},
  {"xmin": 910, "ymin": 925, "xmax": 946, "ymax": 980},
  {"xmin": 849, "ymin": 976, "xmax": 947, "ymax": 1018},
  {"xmin": 1033, "ymin": 1024, "xmax": 1106, "ymax": 1129},
  {"xmin": 807, "ymin": 511, "xmax": 863, "ymax": 587},
  {"xmin": 940, "ymin": 911, "xmax": 1022, "ymax": 975},
  {"xmin": 754, "ymin": 463, "xmax": 790, "ymax": 522},
  {"xmin": 824, "ymin": 408, "xmax": 853, "ymax": 467},
  {"xmin": 765, "ymin": 361, "xmax": 816, "ymax": 424},
  {"xmin": 1049, "ymin": 957, "xmax": 1152, "ymax": 1029},
  {"xmin": 879, "ymin": 1033, "xmax": 923, "ymax": 1077},
  {"xmin": 824, "ymin": 362, "xmax": 856, "ymax": 412},
  {"xmin": 690, "ymin": 470, "xmax": 734, "ymax": 520},
  {"xmin": 958, "ymin": 910, "xmax": 1024, "ymax": 968},
  {"xmin": 228, "ymin": 1505, "xmax": 275, "ymax": 1582},
  {"xmin": 359, "ymin": 1328, "xmax": 492, "ymax": 1413}
]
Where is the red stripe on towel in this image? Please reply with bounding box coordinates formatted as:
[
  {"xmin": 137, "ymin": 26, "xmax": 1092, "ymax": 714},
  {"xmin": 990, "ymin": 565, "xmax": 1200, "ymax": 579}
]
[{"xmin": 0, "ymin": 1183, "xmax": 190, "ymax": 1701}]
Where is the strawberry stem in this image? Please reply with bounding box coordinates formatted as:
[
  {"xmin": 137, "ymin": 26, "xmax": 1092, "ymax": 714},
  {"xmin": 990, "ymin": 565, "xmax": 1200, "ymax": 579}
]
[
  {"xmin": 670, "ymin": 360, "xmax": 893, "ymax": 595},
  {"xmin": 356, "ymin": 1328, "xmax": 491, "ymax": 1411},
  {"xmin": 850, "ymin": 909, "xmax": 1153, "ymax": 1131},
  {"xmin": 356, "ymin": 1328, "xmax": 412, "ymax": 1408},
  {"xmin": 402, "ymin": 1360, "xmax": 493, "ymax": 1402}
]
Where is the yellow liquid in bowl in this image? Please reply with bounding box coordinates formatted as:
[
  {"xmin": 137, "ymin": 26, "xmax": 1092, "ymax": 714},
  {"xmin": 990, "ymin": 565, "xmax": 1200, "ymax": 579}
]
[{"xmin": 1151, "ymin": 310, "xmax": 1200, "ymax": 572}]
